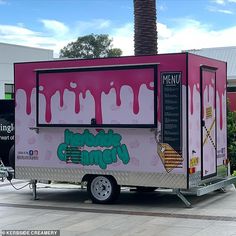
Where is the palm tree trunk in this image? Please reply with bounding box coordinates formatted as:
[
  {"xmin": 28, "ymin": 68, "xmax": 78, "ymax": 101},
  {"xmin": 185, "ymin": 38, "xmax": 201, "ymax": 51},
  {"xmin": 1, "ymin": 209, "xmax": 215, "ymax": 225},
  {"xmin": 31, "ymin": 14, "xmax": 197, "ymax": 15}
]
[{"xmin": 134, "ymin": 0, "xmax": 158, "ymax": 55}]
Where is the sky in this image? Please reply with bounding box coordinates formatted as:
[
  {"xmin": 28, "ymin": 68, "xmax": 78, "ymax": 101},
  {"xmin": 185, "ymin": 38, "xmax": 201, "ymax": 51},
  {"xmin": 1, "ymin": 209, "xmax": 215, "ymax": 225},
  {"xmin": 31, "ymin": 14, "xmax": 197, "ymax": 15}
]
[{"xmin": 0, "ymin": 0, "xmax": 236, "ymax": 57}]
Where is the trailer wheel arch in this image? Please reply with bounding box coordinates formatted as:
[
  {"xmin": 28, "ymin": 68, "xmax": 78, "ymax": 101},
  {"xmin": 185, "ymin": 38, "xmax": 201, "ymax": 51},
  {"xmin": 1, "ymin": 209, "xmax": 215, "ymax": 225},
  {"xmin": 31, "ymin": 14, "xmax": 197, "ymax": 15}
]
[
  {"xmin": 82, "ymin": 174, "xmax": 118, "ymax": 184},
  {"xmin": 85, "ymin": 174, "xmax": 120, "ymax": 204},
  {"xmin": 82, "ymin": 174, "xmax": 95, "ymax": 183}
]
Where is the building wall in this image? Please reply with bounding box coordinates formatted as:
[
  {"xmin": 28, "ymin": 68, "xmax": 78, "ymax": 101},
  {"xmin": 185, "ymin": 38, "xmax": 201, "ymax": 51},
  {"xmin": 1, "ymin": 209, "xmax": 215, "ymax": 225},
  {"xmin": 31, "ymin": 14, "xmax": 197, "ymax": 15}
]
[{"xmin": 0, "ymin": 43, "xmax": 53, "ymax": 99}]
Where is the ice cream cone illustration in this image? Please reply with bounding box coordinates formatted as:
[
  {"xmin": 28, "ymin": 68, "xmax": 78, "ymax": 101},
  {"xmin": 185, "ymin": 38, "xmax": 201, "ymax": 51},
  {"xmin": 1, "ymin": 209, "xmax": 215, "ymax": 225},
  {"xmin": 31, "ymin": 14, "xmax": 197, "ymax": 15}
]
[{"xmin": 157, "ymin": 143, "xmax": 183, "ymax": 173}]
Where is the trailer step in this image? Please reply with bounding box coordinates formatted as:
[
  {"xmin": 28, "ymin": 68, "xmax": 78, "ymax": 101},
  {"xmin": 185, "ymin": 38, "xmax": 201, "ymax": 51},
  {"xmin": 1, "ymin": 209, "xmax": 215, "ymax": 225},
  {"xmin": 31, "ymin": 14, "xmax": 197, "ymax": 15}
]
[{"xmin": 190, "ymin": 176, "xmax": 236, "ymax": 196}]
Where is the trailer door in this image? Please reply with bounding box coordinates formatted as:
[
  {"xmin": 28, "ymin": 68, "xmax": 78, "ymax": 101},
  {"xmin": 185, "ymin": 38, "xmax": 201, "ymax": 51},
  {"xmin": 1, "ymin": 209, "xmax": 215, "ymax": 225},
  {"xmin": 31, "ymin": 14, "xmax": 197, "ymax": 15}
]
[{"xmin": 201, "ymin": 66, "xmax": 217, "ymax": 179}]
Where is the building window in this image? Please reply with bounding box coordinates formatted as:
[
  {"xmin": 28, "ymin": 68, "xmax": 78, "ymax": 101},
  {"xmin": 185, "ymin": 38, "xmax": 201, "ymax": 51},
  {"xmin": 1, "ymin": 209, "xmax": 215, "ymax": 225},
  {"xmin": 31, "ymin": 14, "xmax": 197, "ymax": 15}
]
[{"xmin": 5, "ymin": 84, "xmax": 14, "ymax": 99}]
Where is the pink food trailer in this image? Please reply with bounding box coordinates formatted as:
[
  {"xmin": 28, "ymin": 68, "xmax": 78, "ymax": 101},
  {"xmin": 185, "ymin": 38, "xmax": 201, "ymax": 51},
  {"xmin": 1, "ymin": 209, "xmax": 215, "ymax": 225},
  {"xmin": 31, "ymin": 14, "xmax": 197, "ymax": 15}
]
[{"xmin": 14, "ymin": 53, "xmax": 236, "ymax": 206}]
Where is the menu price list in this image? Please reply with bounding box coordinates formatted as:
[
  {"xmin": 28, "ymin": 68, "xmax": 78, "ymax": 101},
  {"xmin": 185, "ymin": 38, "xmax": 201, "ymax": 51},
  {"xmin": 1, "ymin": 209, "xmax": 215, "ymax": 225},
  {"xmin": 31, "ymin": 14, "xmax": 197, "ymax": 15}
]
[{"xmin": 161, "ymin": 72, "xmax": 181, "ymax": 151}]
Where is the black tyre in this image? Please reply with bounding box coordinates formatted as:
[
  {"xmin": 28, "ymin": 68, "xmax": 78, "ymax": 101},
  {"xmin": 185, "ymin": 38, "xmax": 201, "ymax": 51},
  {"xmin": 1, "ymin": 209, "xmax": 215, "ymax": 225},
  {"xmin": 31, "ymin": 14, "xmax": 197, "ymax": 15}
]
[{"xmin": 87, "ymin": 175, "xmax": 120, "ymax": 204}]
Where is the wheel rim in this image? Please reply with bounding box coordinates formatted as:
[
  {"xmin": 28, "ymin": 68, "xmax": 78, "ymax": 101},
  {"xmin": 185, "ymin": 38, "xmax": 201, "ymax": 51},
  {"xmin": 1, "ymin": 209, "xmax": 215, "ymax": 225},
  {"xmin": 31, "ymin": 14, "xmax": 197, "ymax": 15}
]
[{"xmin": 90, "ymin": 176, "xmax": 112, "ymax": 201}]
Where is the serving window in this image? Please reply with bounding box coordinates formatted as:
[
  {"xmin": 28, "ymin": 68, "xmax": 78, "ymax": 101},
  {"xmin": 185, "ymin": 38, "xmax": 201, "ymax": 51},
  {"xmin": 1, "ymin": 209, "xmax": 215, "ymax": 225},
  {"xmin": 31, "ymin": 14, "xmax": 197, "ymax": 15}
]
[{"xmin": 36, "ymin": 64, "xmax": 157, "ymax": 128}]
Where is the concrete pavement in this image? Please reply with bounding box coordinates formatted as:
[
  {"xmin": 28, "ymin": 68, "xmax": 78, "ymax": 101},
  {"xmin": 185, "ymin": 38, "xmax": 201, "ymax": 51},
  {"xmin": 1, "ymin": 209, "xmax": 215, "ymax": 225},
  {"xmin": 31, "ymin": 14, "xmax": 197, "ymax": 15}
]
[{"xmin": 0, "ymin": 179, "xmax": 236, "ymax": 236}]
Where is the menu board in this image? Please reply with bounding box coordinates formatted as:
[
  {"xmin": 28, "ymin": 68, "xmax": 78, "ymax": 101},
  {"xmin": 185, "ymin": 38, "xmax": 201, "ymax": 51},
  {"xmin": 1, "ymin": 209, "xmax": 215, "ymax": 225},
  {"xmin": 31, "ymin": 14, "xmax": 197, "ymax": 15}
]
[{"xmin": 161, "ymin": 72, "xmax": 181, "ymax": 152}]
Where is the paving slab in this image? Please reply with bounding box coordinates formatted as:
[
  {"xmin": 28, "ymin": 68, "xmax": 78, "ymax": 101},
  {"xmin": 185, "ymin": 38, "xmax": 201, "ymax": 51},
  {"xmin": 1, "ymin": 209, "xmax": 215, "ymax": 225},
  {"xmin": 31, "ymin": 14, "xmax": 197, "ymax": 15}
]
[{"xmin": 0, "ymin": 179, "xmax": 236, "ymax": 236}]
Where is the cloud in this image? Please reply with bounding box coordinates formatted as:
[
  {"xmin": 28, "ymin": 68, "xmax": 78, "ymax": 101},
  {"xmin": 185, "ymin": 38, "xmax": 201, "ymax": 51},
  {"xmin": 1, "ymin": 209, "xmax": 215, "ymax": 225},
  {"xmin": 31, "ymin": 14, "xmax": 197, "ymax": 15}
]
[
  {"xmin": 0, "ymin": 17, "xmax": 236, "ymax": 58},
  {"xmin": 158, "ymin": 22, "xmax": 173, "ymax": 39},
  {"xmin": 0, "ymin": 19, "xmax": 113, "ymax": 58},
  {"xmin": 158, "ymin": 3, "xmax": 167, "ymax": 12},
  {"xmin": 0, "ymin": 23, "xmax": 71, "ymax": 57},
  {"xmin": 75, "ymin": 19, "xmax": 111, "ymax": 34},
  {"xmin": 217, "ymin": 9, "xmax": 234, "ymax": 13},
  {"xmin": 111, "ymin": 23, "xmax": 134, "ymax": 55},
  {"xmin": 158, "ymin": 19, "xmax": 236, "ymax": 53},
  {"xmin": 111, "ymin": 18, "xmax": 236, "ymax": 55},
  {"xmin": 211, "ymin": 0, "xmax": 226, "ymax": 4},
  {"xmin": 0, "ymin": 25, "xmax": 37, "ymax": 36},
  {"xmin": 40, "ymin": 19, "xmax": 69, "ymax": 36},
  {"xmin": 207, "ymin": 6, "xmax": 234, "ymax": 14},
  {"xmin": 0, "ymin": 0, "xmax": 7, "ymax": 5},
  {"xmin": 211, "ymin": 0, "xmax": 236, "ymax": 4}
]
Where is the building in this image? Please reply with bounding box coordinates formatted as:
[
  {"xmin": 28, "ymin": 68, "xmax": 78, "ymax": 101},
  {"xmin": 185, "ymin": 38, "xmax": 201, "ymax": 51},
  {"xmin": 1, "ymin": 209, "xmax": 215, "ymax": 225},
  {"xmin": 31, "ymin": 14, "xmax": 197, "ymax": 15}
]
[
  {"xmin": 0, "ymin": 42, "xmax": 53, "ymax": 99},
  {"xmin": 186, "ymin": 47, "xmax": 236, "ymax": 111}
]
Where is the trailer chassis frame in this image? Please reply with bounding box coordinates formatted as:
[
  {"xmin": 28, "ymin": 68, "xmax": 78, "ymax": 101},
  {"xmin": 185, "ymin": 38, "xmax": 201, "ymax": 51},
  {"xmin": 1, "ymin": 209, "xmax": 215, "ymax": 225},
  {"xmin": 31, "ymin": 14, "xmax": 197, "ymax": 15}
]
[{"xmin": 174, "ymin": 176, "xmax": 236, "ymax": 207}]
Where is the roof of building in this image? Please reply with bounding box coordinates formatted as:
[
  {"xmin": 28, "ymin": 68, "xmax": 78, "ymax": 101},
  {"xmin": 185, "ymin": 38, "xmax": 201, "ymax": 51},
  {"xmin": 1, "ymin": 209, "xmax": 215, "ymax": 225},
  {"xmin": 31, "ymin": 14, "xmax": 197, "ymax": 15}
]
[
  {"xmin": 0, "ymin": 42, "xmax": 53, "ymax": 63},
  {"xmin": 0, "ymin": 42, "xmax": 53, "ymax": 52},
  {"xmin": 187, "ymin": 46, "xmax": 236, "ymax": 79}
]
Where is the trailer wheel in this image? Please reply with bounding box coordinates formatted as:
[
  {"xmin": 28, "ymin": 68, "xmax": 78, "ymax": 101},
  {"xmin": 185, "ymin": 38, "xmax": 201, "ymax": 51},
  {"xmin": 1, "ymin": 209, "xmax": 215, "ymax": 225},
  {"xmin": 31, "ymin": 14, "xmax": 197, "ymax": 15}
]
[{"xmin": 87, "ymin": 175, "xmax": 120, "ymax": 204}]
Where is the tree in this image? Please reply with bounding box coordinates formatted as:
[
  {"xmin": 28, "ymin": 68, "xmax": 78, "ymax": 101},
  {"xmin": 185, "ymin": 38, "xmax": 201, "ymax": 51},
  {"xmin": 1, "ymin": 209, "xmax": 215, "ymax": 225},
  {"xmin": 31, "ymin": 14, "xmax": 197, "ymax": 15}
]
[
  {"xmin": 227, "ymin": 99, "xmax": 236, "ymax": 172},
  {"xmin": 133, "ymin": 0, "xmax": 158, "ymax": 55},
  {"xmin": 60, "ymin": 34, "xmax": 122, "ymax": 59}
]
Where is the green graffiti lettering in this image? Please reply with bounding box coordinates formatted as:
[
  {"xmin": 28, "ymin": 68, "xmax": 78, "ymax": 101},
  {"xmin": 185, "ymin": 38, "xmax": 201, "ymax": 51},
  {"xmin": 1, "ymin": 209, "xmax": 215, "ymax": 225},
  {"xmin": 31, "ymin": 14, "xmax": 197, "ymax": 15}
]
[
  {"xmin": 81, "ymin": 150, "xmax": 90, "ymax": 166},
  {"xmin": 71, "ymin": 133, "xmax": 84, "ymax": 146},
  {"xmin": 111, "ymin": 147, "xmax": 117, "ymax": 162},
  {"xmin": 71, "ymin": 148, "xmax": 81, "ymax": 164},
  {"xmin": 113, "ymin": 133, "xmax": 122, "ymax": 147},
  {"xmin": 57, "ymin": 143, "xmax": 67, "ymax": 161},
  {"xmin": 89, "ymin": 150, "xmax": 106, "ymax": 169},
  {"xmin": 102, "ymin": 130, "xmax": 113, "ymax": 147},
  {"xmin": 103, "ymin": 149, "xmax": 113, "ymax": 165},
  {"xmin": 93, "ymin": 130, "xmax": 105, "ymax": 147},
  {"xmin": 63, "ymin": 129, "xmax": 123, "ymax": 148},
  {"xmin": 58, "ymin": 129, "xmax": 130, "ymax": 169},
  {"xmin": 89, "ymin": 150, "xmax": 100, "ymax": 165},
  {"xmin": 84, "ymin": 129, "xmax": 96, "ymax": 147},
  {"xmin": 64, "ymin": 129, "xmax": 72, "ymax": 144},
  {"xmin": 117, "ymin": 144, "xmax": 130, "ymax": 164}
]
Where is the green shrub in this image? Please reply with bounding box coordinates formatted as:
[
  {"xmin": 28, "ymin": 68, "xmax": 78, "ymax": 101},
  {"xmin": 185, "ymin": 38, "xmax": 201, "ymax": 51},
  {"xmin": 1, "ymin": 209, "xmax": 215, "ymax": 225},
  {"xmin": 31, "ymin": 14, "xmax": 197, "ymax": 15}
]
[{"xmin": 227, "ymin": 99, "xmax": 236, "ymax": 172}]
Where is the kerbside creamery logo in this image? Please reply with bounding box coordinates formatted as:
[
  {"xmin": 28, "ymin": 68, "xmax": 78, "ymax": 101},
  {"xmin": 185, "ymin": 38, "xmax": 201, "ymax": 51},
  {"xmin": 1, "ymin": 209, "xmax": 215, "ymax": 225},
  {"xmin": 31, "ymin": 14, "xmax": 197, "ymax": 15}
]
[{"xmin": 57, "ymin": 129, "xmax": 130, "ymax": 169}]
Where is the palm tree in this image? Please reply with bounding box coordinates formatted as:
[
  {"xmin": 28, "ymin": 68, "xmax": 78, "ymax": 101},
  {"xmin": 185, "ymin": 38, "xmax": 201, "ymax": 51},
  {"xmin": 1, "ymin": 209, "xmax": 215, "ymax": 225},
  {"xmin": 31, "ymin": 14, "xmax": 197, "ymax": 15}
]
[{"xmin": 133, "ymin": 0, "xmax": 158, "ymax": 55}]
